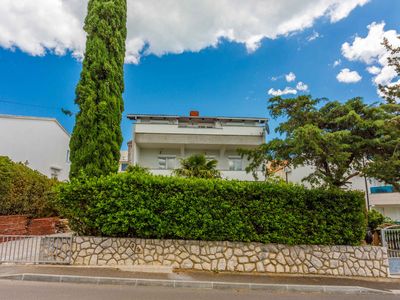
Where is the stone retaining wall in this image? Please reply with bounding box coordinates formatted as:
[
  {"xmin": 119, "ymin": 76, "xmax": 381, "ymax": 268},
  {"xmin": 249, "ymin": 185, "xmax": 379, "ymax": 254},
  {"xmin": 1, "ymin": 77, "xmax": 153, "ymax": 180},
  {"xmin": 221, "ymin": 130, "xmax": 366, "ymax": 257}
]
[{"xmin": 64, "ymin": 237, "xmax": 390, "ymax": 277}]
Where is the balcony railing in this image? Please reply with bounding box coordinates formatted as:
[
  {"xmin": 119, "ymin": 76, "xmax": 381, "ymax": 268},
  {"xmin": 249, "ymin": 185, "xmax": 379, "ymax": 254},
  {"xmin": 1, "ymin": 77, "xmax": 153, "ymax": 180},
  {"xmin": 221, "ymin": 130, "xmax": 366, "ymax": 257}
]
[{"xmin": 370, "ymin": 185, "xmax": 394, "ymax": 194}]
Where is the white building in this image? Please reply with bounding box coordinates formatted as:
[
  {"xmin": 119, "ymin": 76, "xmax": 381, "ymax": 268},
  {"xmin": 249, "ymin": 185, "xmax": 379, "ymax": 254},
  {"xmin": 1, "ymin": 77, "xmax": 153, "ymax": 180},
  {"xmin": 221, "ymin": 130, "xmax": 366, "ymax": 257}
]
[
  {"xmin": 0, "ymin": 114, "xmax": 70, "ymax": 181},
  {"xmin": 283, "ymin": 165, "xmax": 400, "ymax": 222},
  {"xmin": 119, "ymin": 150, "xmax": 129, "ymax": 172},
  {"xmin": 127, "ymin": 112, "xmax": 267, "ymax": 180},
  {"xmin": 367, "ymin": 180, "xmax": 400, "ymax": 223}
]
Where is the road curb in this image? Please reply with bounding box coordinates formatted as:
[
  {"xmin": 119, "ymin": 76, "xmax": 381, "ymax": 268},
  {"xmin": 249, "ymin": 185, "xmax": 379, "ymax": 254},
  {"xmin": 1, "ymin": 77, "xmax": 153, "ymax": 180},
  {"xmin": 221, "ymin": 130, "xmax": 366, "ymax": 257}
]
[{"xmin": 0, "ymin": 273, "xmax": 393, "ymax": 295}]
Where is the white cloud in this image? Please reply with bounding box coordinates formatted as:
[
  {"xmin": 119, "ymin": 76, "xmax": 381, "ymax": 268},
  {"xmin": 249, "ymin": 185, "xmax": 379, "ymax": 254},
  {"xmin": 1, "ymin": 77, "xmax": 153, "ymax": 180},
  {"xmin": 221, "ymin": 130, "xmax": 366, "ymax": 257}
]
[
  {"xmin": 0, "ymin": 0, "xmax": 369, "ymax": 63},
  {"xmin": 366, "ymin": 65, "xmax": 381, "ymax": 75},
  {"xmin": 341, "ymin": 22, "xmax": 398, "ymax": 64},
  {"xmin": 0, "ymin": 0, "xmax": 86, "ymax": 59},
  {"xmin": 373, "ymin": 65, "xmax": 397, "ymax": 86},
  {"xmin": 269, "ymin": 76, "xmax": 309, "ymax": 95},
  {"xmin": 268, "ymin": 87, "xmax": 298, "ymax": 96},
  {"xmin": 271, "ymin": 76, "xmax": 280, "ymax": 81},
  {"xmin": 296, "ymin": 81, "xmax": 309, "ymax": 91},
  {"xmin": 341, "ymin": 22, "xmax": 400, "ymax": 88},
  {"xmin": 307, "ymin": 31, "xmax": 320, "ymax": 42},
  {"xmin": 327, "ymin": 0, "xmax": 369, "ymax": 22},
  {"xmin": 333, "ymin": 59, "xmax": 341, "ymax": 67},
  {"xmin": 285, "ymin": 72, "xmax": 296, "ymax": 82},
  {"xmin": 336, "ymin": 68, "xmax": 362, "ymax": 83}
]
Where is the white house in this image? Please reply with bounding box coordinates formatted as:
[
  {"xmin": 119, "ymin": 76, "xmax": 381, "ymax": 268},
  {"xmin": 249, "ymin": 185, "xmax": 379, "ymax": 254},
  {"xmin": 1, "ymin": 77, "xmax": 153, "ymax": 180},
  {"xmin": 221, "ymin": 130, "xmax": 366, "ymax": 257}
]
[
  {"xmin": 119, "ymin": 150, "xmax": 129, "ymax": 172},
  {"xmin": 283, "ymin": 165, "xmax": 400, "ymax": 222},
  {"xmin": 0, "ymin": 114, "xmax": 70, "ymax": 181},
  {"xmin": 127, "ymin": 111, "xmax": 267, "ymax": 180}
]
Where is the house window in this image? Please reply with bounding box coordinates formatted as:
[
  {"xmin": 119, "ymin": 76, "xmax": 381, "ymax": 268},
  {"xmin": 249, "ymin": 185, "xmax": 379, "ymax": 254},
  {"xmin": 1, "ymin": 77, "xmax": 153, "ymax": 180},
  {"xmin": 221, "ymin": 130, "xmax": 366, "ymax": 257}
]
[
  {"xmin": 229, "ymin": 157, "xmax": 242, "ymax": 171},
  {"xmin": 50, "ymin": 167, "xmax": 61, "ymax": 180},
  {"xmin": 120, "ymin": 163, "xmax": 129, "ymax": 171},
  {"xmin": 66, "ymin": 150, "xmax": 70, "ymax": 163},
  {"xmin": 158, "ymin": 156, "xmax": 176, "ymax": 170}
]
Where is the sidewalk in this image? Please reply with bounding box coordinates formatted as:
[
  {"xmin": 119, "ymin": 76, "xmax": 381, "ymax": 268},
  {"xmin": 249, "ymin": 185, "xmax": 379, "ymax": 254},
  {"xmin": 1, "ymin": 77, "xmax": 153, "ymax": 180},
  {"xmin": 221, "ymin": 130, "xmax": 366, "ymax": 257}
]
[{"xmin": 0, "ymin": 265, "xmax": 399, "ymax": 295}]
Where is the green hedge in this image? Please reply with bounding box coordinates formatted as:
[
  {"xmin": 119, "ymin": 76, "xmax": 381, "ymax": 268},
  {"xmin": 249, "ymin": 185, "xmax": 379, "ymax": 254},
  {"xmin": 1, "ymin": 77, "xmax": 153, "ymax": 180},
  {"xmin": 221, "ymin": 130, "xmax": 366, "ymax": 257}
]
[
  {"xmin": 57, "ymin": 172, "xmax": 366, "ymax": 245},
  {"xmin": 0, "ymin": 156, "xmax": 58, "ymax": 217}
]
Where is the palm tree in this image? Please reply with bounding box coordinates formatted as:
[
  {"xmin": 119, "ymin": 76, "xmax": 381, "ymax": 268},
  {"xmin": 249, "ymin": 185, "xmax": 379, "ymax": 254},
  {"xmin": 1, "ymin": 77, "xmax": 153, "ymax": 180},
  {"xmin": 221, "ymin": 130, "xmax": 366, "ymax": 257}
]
[{"xmin": 173, "ymin": 154, "xmax": 221, "ymax": 179}]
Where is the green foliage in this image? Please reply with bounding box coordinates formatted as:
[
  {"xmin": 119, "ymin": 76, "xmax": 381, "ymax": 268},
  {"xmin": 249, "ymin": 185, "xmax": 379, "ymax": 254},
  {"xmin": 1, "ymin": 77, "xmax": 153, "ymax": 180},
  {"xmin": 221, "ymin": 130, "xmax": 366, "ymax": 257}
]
[
  {"xmin": 69, "ymin": 0, "xmax": 127, "ymax": 178},
  {"xmin": 241, "ymin": 96, "xmax": 398, "ymax": 188},
  {"xmin": 379, "ymin": 37, "xmax": 400, "ymax": 104},
  {"xmin": 173, "ymin": 154, "xmax": 221, "ymax": 179},
  {"xmin": 57, "ymin": 172, "xmax": 366, "ymax": 245},
  {"xmin": 0, "ymin": 156, "xmax": 58, "ymax": 217},
  {"xmin": 366, "ymin": 37, "xmax": 400, "ymax": 190},
  {"xmin": 126, "ymin": 164, "xmax": 149, "ymax": 174},
  {"xmin": 367, "ymin": 209, "xmax": 386, "ymax": 231},
  {"xmin": 365, "ymin": 152, "xmax": 400, "ymax": 192}
]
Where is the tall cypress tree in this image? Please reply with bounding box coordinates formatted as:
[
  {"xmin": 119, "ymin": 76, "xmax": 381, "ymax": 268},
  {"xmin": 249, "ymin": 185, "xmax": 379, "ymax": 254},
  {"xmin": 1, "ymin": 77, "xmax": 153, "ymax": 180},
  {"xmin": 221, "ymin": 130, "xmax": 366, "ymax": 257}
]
[{"xmin": 69, "ymin": 0, "xmax": 127, "ymax": 178}]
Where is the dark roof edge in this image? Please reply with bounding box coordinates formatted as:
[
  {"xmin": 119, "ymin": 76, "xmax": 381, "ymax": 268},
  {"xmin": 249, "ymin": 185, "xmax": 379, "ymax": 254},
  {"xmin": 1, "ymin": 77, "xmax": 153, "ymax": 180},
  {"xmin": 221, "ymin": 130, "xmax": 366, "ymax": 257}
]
[{"xmin": 127, "ymin": 114, "xmax": 268, "ymax": 122}]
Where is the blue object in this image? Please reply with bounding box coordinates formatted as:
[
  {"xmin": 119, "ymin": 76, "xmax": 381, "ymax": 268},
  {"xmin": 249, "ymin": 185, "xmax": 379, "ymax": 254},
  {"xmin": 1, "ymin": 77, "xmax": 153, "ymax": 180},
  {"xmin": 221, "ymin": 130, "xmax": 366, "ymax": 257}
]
[{"xmin": 370, "ymin": 186, "xmax": 394, "ymax": 194}]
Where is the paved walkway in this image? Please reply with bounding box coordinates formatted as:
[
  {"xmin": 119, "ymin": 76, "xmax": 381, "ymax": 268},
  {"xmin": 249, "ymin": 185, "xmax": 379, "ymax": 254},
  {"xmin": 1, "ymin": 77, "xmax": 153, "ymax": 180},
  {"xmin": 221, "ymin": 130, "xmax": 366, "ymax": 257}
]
[
  {"xmin": 1, "ymin": 279, "xmax": 400, "ymax": 300},
  {"xmin": 0, "ymin": 265, "xmax": 399, "ymax": 293}
]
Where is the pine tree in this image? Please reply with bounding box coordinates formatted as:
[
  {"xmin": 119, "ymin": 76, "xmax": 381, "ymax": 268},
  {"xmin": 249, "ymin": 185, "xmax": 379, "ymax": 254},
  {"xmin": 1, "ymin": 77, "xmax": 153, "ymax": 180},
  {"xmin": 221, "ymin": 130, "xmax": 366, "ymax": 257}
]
[
  {"xmin": 240, "ymin": 96, "xmax": 398, "ymax": 188},
  {"xmin": 379, "ymin": 37, "xmax": 400, "ymax": 104},
  {"xmin": 69, "ymin": 0, "xmax": 127, "ymax": 178}
]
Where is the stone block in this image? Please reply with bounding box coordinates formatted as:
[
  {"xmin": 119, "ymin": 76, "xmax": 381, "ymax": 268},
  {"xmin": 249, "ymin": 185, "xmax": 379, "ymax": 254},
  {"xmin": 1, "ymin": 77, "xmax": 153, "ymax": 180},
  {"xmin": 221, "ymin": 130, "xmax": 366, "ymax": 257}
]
[
  {"xmin": 89, "ymin": 254, "xmax": 98, "ymax": 265},
  {"xmin": 244, "ymin": 263, "xmax": 255, "ymax": 272},
  {"xmin": 276, "ymin": 264, "xmax": 284, "ymax": 273},
  {"xmin": 81, "ymin": 242, "xmax": 91, "ymax": 249},
  {"xmin": 224, "ymin": 248, "xmax": 233, "ymax": 259},
  {"xmin": 100, "ymin": 239, "xmax": 112, "ymax": 248},
  {"xmin": 217, "ymin": 259, "xmax": 227, "ymax": 271},
  {"xmin": 238, "ymin": 256, "xmax": 249, "ymax": 263},
  {"xmin": 276, "ymin": 253, "xmax": 285, "ymax": 264},
  {"xmin": 266, "ymin": 264, "xmax": 275, "ymax": 272}
]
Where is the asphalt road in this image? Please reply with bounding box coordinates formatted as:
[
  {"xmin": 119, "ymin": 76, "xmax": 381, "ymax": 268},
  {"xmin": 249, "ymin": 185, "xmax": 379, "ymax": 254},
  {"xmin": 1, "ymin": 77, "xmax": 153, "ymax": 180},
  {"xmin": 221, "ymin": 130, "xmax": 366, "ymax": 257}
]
[{"xmin": 0, "ymin": 280, "xmax": 398, "ymax": 300}]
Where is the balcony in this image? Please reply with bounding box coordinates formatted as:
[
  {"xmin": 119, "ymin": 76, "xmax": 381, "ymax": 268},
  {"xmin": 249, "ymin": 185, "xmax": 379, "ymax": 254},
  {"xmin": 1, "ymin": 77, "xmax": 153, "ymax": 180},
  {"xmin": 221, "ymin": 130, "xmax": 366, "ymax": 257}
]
[
  {"xmin": 369, "ymin": 185, "xmax": 400, "ymax": 206},
  {"xmin": 370, "ymin": 185, "xmax": 395, "ymax": 194}
]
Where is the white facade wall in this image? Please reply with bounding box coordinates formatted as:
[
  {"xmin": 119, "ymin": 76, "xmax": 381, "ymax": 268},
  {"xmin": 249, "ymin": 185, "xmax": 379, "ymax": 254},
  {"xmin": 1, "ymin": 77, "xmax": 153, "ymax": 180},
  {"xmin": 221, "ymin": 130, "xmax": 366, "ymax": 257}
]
[
  {"xmin": 0, "ymin": 115, "xmax": 70, "ymax": 181},
  {"xmin": 286, "ymin": 165, "xmax": 370, "ymax": 192},
  {"xmin": 374, "ymin": 206, "xmax": 400, "ymax": 221},
  {"xmin": 133, "ymin": 146, "xmax": 262, "ymax": 181},
  {"xmin": 150, "ymin": 169, "xmax": 263, "ymax": 181},
  {"xmin": 134, "ymin": 123, "xmax": 264, "ymax": 136},
  {"xmin": 129, "ymin": 115, "xmax": 267, "ymax": 181},
  {"xmin": 118, "ymin": 150, "xmax": 129, "ymax": 172}
]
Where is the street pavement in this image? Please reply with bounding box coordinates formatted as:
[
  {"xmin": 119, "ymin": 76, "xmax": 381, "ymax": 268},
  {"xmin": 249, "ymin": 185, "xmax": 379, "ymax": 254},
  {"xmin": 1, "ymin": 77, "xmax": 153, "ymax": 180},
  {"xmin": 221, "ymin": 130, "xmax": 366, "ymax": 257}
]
[
  {"xmin": 0, "ymin": 279, "xmax": 399, "ymax": 300},
  {"xmin": 1, "ymin": 265, "xmax": 400, "ymax": 291}
]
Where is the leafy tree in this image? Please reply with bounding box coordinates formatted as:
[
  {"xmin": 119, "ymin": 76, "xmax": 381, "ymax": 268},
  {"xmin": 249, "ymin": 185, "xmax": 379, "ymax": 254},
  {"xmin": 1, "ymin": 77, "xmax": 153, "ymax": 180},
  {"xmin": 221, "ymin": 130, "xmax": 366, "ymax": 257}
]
[
  {"xmin": 0, "ymin": 156, "xmax": 58, "ymax": 217},
  {"xmin": 367, "ymin": 209, "xmax": 391, "ymax": 231},
  {"xmin": 364, "ymin": 37, "xmax": 400, "ymax": 190},
  {"xmin": 367, "ymin": 210, "xmax": 383, "ymax": 230},
  {"xmin": 365, "ymin": 153, "xmax": 400, "ymax": 191},
  {"xmin": 69, "ymin": 0, "xmax": 127, "ymax": 178},
  {"xmin": 241, "ymin": 96, "xmax": 397, "ymax": 188},
  {"xmin": 173, "ymin": 154, "xmax": 221, "ymax": 179},
  {"xmin": 379, "ymin": 37, "xmax": 400, "ymax": 104}
]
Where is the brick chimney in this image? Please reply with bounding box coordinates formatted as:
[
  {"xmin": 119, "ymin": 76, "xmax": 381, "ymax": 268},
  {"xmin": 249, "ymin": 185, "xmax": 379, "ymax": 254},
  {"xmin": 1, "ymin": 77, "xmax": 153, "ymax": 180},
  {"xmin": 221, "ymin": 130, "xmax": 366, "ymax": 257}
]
[{"xmin": 189, "ymin": 110, "xmax": 199, "ymax": 117}]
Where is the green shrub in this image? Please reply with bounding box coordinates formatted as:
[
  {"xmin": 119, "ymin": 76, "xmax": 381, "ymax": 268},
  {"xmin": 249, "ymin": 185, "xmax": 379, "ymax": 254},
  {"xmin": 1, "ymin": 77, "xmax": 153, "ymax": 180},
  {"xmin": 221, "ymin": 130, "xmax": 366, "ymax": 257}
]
[
  {"xmin": 0, "ymin": 156, "xmax": 58, "ymax": 217},
  {"xmin": 57, "ymin": 172, "xmax": 366, "ymax": 245},
  {"xmin": 126, "ymin": 164, "xmax": 149, "ymax": 174},
  {"xmin": 367, "ymin": 209, "xmax": 389, "ymax": 230}
]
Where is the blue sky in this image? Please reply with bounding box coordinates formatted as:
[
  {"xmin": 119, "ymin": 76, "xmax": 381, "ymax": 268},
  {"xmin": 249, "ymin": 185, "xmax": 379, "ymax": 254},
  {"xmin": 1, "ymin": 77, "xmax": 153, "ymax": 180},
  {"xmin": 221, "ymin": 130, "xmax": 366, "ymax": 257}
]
[{"xmin": 0, "ymin": 0, "xmax": 399, "ymax": 149}]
